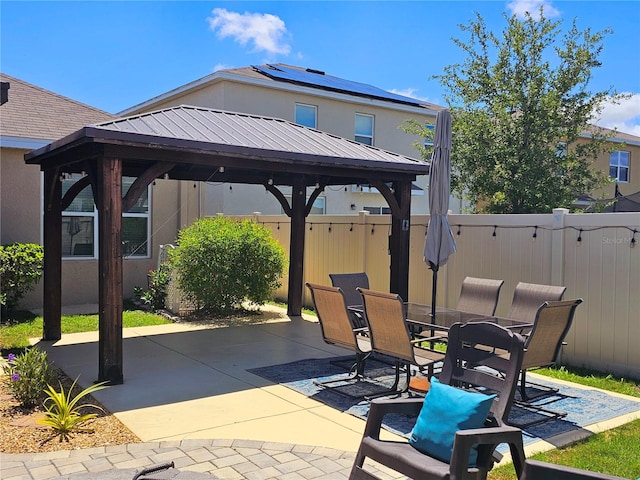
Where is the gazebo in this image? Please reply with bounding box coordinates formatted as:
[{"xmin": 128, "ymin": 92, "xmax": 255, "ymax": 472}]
[{"xmin": 25, "ymin": 105, "xmax": 430, "ymax": 384}]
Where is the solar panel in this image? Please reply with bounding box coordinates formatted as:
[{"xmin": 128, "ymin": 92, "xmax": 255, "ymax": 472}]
[{"xmin": 253, "ymin": 64, "xmax": 424, "ymax": 107}]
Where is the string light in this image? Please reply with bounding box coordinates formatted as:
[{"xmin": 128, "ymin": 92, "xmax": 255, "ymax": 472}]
[
  {"xmin": 532, "ymin": 226, "xmax": 538, "ymax": 239},
  {"xmin": 328, "ymin": 222, "xmax": 332, "ymax": 232},
  {"xmin": 492, "ymin": 226, "xmax": 497, "ymax": 237},
  {"xmin": 577, "ymin": 229, "xmax": 583, "ymax": 242}
]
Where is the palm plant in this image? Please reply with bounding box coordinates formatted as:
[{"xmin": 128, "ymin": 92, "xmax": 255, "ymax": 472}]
[{"xmin": 37, "ymin": 377, "xmax": 109, "ymax": 440}]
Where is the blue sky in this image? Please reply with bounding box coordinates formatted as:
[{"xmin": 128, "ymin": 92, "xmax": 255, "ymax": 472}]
[{"xmin": 2, "ymin": 0, "xmax": 639, "ymax": 134}]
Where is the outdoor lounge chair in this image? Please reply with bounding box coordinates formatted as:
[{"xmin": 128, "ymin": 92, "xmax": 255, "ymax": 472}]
[
  {"xmin": 349, "ymin": 321, "xmax": 526, "ymax": 480},
  {"xmin": 357, "ymin": 288, "xmax": 447, "ymax": 396},
  {"xmin": 510, "ymin": 299, "xmax": 583, "ymax": 427},
  {"xmin": 456, "ymin": 276, "xmax": 505, "ymax": 316},
  {"xmin": 508, "ymin": 282, "xmax": 567, "ymax": 322},
  {"xmin": 520, "ymin": 459, "xmax": 627, "ymax": 480},
  {"xmin": 330, "ymin": 272, "xmax": 370, "ymax": 329},
  {"xmin": 305, "ymin": 282, "xmax": 375, "ymax": 395}
]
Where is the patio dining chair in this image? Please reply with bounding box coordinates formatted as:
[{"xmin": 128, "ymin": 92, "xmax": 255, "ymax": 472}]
[
  {"xmin": 456, "ymin": 276, "xmax": 505, "ymax": 316},
  {"xmin": 509, "ymin": 299, "xmax": 583, "ymax": 427},
  {"xmin": 508, "ymin": 282, "xmax": 567, "ymax": 323},
  {"xmin": 520, "ymin": 459, "xmax": 627, "ymax": 480},
  {"xmin": 349, "ymin": 321, "xmax": 526, "ymax": 480},
  {"xmin": 357, "ymin": 288, "xmax": 446, "ymax": 396},
  {"xmin": 330, "ymin": 272, "xmax": 370, "ymax": 329},
  {"xmin": 305, "ymin": 283, "xmax": 375, "ymax": 396}
]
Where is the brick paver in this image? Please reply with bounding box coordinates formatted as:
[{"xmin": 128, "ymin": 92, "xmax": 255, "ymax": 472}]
[{"xmin": 1, "ymin": 440, "xmax": 393, "ymax": 480}]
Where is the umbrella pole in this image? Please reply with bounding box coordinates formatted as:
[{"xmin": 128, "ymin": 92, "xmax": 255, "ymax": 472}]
[{"xmin": 430, "ymin": 262, "xmax": 438, "ymax": 323}]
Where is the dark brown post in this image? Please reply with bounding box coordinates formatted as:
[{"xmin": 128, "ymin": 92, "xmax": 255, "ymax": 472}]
[
  {"xmin": 97, "ymin": 157, "xmax": 124, "ymax": 384},
  {"xmin": 42, "ymin": 168, "xmax": 62, "ymax": 340},
  {"xmin": 389, "ymin": 179, "xmax": 412, "ymax": 301},
  {"xmin": 287, "ymin": 176, "xmax": 306, "ymax": 316}
]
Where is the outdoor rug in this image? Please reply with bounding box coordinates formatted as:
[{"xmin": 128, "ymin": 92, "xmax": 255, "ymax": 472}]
[{"xmin": 248, "ymin": 355, "xmax": 640, "ymax": 451}]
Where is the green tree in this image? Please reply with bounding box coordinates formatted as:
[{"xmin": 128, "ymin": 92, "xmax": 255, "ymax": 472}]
[{"xmin": 433, "ymin": 9, "xmax": 620, "ymax": 213}]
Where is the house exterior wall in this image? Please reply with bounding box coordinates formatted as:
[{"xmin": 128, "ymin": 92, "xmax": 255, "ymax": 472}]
[
  {"xmin": 1, "ymin": 141, "xmax": 200, "ymax": 310},
  {"xmin": 587, "ymin": 136, "xmax": 640, "ymax": 201},
  {"xmin": 1, "ymin": 148, "xmax": 42, "ymax": 245}
]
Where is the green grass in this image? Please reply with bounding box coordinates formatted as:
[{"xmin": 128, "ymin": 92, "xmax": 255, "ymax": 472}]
[
  {"xmin": 489, "ymin": 366, "xmax": 640, "ymax": 480},
  {"xmin": 0, "ymin": 308, "xmax": 170, "ymax": 351}
]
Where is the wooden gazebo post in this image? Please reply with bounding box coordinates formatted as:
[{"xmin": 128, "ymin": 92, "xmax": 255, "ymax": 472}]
[
  {"xmin": 42, "ymin": 168, "xmax": 62, "ymax": 340},
  {"xmin": 97, "ymin": 157, "xmax": 124, "ymax": 384},
  {"xmin": 389, "ymin": 179, "xmax": 412, "ymax": 301},
  {"xmin": 287, "ymin": 176, "xmax": 306, "ymax": 316}
]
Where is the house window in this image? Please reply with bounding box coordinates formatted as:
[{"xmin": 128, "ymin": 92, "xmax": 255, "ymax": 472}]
[
  {"xmin": 355, "ymin": 113, "xmax": 374, "ymax": 145},
  {"xmin": 295, "ymin": 103, "xmax": 317, "ymax": 128},
  {"xmin": 610, "ymin": 151, "xmax": 630, "ymax": 183},
  {"xmin": 61, "ymin": 175, "xmax": 150, "ymax": 258},
  {"xmin": 363, "ymin": 206, "xmax": 391, "ymax": 215},
  {"xmin": 424, "ymin": 124, "xmax": 435, "ymax": 158}
]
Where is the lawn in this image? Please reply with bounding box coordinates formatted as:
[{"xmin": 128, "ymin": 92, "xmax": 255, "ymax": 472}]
[
  {"xmin": 488, "ymin": 366, "xmax": 640, "ymax": 479},
  {"xmin": 0, "ymin": 307, "xmax": 170, "ymax": 352}
]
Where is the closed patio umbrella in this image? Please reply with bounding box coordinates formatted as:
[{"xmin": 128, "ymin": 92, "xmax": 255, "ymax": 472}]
[{"xmin": 424, "ymin": 109, "xmax": 456, "ymax": 321}]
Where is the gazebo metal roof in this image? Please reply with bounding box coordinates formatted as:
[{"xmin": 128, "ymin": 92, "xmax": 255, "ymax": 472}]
[{"xmin": 25, "ymin": 105, "xmax": 429, "ymax": 384}]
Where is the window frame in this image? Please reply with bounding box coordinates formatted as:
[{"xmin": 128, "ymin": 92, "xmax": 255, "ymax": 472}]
[
  {"xmin": 609, "ymin": 150, "xmax": 630, "ymax": 183},
  {"xmin": 355, "ymin": 113, "xmax": 374, "ymax": 146},
  {"xmin": 59, "ymin": 174, "xmax": 151, "ymax": 259},
  {"xmin": 294, "ymin": 103, "xmax": 317, "ymax": 129}
]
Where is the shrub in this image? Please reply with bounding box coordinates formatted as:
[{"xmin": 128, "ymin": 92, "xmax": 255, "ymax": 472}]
[
  {"xmin": 0, "ymin": 243, "xmax": 44, "ymax": 318},
  {"xmin": 170, "ymin": 217, "xmax": 287, "ymax": 314},
  {"xmin": 5, "ymin": 347, "xmax": 56, "ymax": 407},
  {"xmin": 37, "ymin": 377, "xmax": 108, "ymax": 439},
  {"xmin": 135, "ymin": 263, "xmax": 171, "ymax": 310}
]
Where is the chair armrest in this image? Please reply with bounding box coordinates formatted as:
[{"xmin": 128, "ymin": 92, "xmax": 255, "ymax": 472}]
[
  {"xmin": 363, "ymin": 397, "xmax": 425, "ymax": 439},
  {"xmin": 450, "ymin": 426, "xmax": 524, "ymax": 480}
]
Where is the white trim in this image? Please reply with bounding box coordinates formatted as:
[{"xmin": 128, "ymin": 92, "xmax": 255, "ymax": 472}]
[
  {"xmin": 1, "ymin": 135, "xmax": 51, "ymax": 150},
  {"xmin": 119, "ymin": 70, "xmax": 442, "ymax": 117}
]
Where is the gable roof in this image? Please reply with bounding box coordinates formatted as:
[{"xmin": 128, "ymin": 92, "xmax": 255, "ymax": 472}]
[
  {"xmin": 0, "ymin": 73, "xmax": 113, "ymax": 143},
  {"xmin": 121, "ymin": 64, "xmax": 445, "ymax": 116},
  {"xmin": 27, "ymin": 104, "xmax": 429, "ymax": 181}
]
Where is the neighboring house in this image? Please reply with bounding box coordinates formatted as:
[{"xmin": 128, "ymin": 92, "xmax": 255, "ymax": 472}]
[
  {"xmin": 0, "ymin": 73, "xmax": 198, "ymax": 310},
  {"xmin": 579, "ymin": 128, "xmax": 640, "ymax": 211},
  {"xmin": 120, "ymin": 64, "xmax": 464, "ymax": 215}
]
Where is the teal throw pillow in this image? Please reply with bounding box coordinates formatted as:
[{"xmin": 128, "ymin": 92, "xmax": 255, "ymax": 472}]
[{"xmin": 409, "ymin": 377, "xmax": 496, "ymax": 465}]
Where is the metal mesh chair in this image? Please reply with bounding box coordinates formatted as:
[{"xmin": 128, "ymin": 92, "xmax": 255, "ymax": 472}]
[
  {"xmin": 329, "ymin": 272, "xmax": 370, "ymax": 329},
  {"xmin": 508, "ymin": 282, "xmax": 566, "ymax": 322},
  {"xmin": 357, "ymin": 288, "xmax": 446, "ymax": 396},
  {"xmin": 510, "ymin": 299, "xmax": 583, "ymax": 427},
  {"xmin": 456, "ymin": 276, "xmax": 505, "ymax": 316}
]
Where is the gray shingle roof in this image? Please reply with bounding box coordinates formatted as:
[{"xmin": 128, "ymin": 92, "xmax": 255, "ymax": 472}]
[{"xmin": 0, "ymin": 73, "xmax": 113, "ymax": 141}]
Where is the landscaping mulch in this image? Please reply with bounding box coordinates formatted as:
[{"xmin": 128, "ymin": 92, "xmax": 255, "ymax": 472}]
[{"xmin": 0, "ymin": 370, "xmax": 141, "ymax": 454}]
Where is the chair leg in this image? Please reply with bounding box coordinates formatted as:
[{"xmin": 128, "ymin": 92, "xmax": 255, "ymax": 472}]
[{"xmin": 519, "ymin": 370, "xmax": 559, "ymax": 403}]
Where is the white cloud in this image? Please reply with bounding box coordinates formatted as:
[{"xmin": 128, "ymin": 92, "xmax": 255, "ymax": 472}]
[
  {"xmin": 207, "ymin": 8, "xmax": 291, "ymax": 56},
  {"xmin": 212, "ymin": 63, "xmax": 232, "ymax": 73},
  {"xmin": 507, "ymin": 0, "xmax": 560, "ymax": 20},
  {"xmin": 389, "ymin": 88, "xmax": 432, "ymax": 103},
  {"xmin": 593, "ymin": 93, "xmax": 640, "ymax": 136}
]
